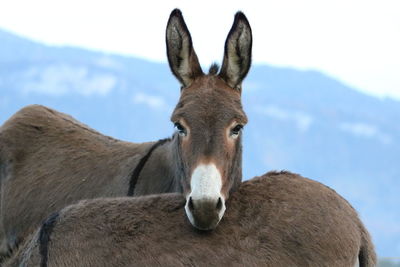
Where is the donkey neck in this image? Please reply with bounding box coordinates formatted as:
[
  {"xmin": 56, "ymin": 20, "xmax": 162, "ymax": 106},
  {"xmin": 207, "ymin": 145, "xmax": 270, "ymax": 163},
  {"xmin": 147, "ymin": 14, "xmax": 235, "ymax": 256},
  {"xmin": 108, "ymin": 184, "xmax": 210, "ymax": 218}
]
[{"xmin": 132, "ymin": 137, "xmax": 181, "ymax": 196}]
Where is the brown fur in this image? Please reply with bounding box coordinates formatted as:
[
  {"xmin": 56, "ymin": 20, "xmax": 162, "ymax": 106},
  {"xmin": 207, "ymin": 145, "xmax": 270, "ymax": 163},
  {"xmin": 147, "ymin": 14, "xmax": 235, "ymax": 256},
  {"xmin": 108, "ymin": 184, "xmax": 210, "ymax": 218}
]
[
  {"xmin": 0, "ymin": 105, "xmax": 156, "ymax": 256},
  {"xmin": 5, "ymin": 172, "xmax": 376, "ymax": 267},
  {"xmin": 0, "ymin": 9, "xmax": 252, "ymax": 257}
]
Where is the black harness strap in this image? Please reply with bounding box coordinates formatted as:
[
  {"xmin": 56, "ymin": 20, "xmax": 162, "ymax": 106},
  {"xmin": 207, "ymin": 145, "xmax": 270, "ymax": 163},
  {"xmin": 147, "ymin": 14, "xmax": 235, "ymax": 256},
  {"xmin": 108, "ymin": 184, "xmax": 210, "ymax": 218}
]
[{"xmin": 127, "ymin": 138, "xmax": 171, "ymax": 196}]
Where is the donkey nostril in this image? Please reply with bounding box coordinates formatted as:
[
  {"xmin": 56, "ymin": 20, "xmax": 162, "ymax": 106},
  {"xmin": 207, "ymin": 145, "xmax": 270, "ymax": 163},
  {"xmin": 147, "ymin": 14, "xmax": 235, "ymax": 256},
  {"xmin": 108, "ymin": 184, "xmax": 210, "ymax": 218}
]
[
  {"xmin": 216, "ymin": 197, "xmax": 223, "ymax": 211},
  {"xmin": 188, "ymin": 197, "xmax": 195, "ymax": 211}
]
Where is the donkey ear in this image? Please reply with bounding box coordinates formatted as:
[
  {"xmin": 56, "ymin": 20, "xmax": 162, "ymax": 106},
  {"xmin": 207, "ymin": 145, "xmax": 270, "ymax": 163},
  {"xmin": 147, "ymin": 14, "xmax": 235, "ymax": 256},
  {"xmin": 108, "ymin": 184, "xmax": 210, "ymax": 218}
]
[
  {"xmin": 166, "ymin": 9, "xmax": 203, "ymax": 88},
  {"xmin": 219, "ymin": 12, "xmax": 252, "ymax": 91}
]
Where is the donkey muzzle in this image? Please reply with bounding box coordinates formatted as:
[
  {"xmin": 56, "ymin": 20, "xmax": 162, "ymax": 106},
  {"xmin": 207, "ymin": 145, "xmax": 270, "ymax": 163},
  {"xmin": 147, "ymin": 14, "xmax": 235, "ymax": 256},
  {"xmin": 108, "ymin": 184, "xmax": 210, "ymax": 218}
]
[
  {"xmin": 185, "ymin": 196, "xmax": 226, "ymax": 230},
  {"xmin": 185, "ymin": 163, "xmax": 226, "ymax": 230}
]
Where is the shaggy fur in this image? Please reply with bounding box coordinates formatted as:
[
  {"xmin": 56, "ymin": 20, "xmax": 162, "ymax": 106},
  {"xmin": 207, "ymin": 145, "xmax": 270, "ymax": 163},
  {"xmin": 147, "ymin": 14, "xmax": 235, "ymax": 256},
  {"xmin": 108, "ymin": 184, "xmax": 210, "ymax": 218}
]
[
  {"xmin": 5, "ymin": 172, "xmax": 376, "ymax": 267},
  {"xmin": 0, "ymin": 105, "xmax": 156, "ymax": 257},
  {"xmin": 0, "ymin": 9, "xmax": 253, "ymax": 258}
]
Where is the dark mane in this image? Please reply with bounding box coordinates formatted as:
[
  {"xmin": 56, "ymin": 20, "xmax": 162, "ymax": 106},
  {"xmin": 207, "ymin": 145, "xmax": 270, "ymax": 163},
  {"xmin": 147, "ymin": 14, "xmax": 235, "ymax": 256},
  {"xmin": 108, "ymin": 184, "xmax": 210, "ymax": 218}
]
[{"xmin": 208, "ymin": 63, "xmax": 219, "ymax": 75}]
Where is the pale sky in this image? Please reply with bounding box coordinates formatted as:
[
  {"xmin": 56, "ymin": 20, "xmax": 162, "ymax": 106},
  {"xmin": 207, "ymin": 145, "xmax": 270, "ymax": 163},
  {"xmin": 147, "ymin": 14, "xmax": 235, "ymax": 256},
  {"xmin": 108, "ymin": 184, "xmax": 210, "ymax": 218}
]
[{"xmin": 0, "ymin": 0, "xmax": 399, "ymax": 100}]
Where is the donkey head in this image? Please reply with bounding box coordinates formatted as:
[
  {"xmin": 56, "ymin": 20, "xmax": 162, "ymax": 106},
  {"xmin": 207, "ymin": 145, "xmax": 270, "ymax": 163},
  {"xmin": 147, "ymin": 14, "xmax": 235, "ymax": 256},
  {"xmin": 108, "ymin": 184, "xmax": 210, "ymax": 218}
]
[{"xmin": 166, "ymin": 9, "xmax": 252, "ymax": 230}]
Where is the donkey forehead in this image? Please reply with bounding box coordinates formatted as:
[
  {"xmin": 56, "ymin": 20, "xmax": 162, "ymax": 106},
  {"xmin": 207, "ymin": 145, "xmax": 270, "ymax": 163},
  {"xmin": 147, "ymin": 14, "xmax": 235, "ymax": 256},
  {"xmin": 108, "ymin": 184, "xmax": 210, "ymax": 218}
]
[{"xmin": 171, "ymin": 76, "xmax": 247, "ymax": 124}]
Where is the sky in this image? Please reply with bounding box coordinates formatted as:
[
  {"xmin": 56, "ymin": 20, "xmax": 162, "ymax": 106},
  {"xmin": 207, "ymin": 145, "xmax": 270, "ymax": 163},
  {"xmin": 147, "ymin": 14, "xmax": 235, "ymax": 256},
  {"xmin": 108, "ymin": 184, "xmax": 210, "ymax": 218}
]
[{"xmin": 0, "ymin": 0, "xmax": 399, "ymax": 100}]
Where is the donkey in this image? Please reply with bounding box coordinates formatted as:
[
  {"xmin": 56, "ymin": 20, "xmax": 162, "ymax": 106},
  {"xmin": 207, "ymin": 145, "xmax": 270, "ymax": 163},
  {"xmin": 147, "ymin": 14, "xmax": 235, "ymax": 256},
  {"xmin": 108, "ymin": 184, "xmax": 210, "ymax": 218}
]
[
  {"xmin": 0, "ymin": 9, "xmax": 252, "ymax": 257},
  {"xmin": 5, "ymin": 171, "xmax": 376, "ymax": 267}
]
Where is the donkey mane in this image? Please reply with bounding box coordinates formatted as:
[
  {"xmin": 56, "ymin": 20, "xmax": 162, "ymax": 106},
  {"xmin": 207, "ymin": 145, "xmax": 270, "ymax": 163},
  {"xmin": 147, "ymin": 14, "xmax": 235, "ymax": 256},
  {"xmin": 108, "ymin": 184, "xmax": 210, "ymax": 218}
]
[
  {"xmin": 5, "ymin": 171, "xmax": 376, "ymax": 267},
  {"xmin": 208, "ymin": 63, "xmax": 220, "ymax": 75}
]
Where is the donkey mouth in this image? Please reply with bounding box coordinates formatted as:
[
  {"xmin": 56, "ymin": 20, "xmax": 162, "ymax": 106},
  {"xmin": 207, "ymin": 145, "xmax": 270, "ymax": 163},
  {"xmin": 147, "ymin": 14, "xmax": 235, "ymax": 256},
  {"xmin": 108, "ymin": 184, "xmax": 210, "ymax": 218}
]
[
  {"xmin": 185, "ymin": 197, "xmax": 226, "ymax": 230},
  {"xmin": 190, "ymin": 217, "xmax": 221, "ymax": 231}
]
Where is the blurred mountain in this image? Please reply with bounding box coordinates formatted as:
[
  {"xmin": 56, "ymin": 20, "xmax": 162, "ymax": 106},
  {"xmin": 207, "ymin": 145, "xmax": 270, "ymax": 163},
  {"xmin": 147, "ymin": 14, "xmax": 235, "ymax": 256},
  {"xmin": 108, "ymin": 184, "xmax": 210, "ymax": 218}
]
[{"xmin": 0, "ymin": 28, "xmax": 399, "ymax": 257}]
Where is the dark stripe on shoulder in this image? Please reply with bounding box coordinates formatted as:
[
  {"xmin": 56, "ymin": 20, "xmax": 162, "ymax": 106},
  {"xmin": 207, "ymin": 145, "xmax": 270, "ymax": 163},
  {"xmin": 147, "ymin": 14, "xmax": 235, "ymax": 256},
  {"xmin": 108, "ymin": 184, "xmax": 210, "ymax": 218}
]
[
  {"xmin": 39, "ymin": 212, "xmax": 60, "ymax": 267},
  {"xmin": 358, "ymin": 248, "xmax": 365, "ymax": 267},
  {"xmin": 127, "ymin": 138, "xmax": 171, "ymax": 196}
]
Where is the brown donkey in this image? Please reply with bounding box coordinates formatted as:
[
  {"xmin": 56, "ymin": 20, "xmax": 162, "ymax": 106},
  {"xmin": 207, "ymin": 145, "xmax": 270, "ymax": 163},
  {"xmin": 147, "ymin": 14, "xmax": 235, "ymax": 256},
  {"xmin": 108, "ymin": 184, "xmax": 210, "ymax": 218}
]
[
  {"xmin": 0, "ymin": 9, "xmax": 252, "ymax": 257},
  {"xmin": 5, "ymin": 172, "xmax": 376, "ymax": 267}
]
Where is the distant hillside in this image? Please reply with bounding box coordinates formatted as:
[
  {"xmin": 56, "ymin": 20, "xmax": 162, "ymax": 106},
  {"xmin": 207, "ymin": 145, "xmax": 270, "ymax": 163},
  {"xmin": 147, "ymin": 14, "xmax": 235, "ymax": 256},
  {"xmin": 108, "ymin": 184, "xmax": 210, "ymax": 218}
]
[{"xmin": 0, "ymin": 28, "xmax": 399, "ymax": 257}]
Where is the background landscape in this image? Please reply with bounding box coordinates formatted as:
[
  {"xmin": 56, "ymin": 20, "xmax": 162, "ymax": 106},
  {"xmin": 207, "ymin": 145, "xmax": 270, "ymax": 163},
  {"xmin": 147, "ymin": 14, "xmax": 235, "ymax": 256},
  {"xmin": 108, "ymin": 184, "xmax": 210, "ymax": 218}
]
[{"xmin": 0, "ymin": 28, "xmax": 399, "ymax": 262}]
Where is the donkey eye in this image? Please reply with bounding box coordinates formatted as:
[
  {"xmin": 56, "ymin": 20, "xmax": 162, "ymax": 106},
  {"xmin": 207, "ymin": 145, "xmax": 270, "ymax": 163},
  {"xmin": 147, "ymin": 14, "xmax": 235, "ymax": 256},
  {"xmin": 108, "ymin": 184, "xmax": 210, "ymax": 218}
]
[
  {"xmin": 230, "ymin": 124, "xmax": 243, "ymax": 137},
  {"xmin": 174, "ymin": 122, "xmax": 187, "ymax": 137}
]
